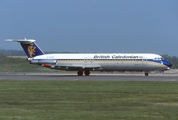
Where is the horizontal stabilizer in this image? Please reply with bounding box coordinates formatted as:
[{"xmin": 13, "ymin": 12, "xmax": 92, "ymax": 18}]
[{"xmin": 5, "ymin": 39, "xmax": 36, "ymax": 44}]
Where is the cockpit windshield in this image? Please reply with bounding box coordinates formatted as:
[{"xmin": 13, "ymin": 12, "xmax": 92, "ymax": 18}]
[{"xmin": 154, "ymin": 57, "xmax": 164, "ymax": 60}]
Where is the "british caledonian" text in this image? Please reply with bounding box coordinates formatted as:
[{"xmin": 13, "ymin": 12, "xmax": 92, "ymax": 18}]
[{"xmin": 94, "ymin": 55, "xmax": 139, "ymax": 59}]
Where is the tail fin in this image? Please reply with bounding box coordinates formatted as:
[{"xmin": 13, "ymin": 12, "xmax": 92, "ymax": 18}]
[{"xmin": 5, "ymin": 38, "xmax": 45, "ymax": 58}]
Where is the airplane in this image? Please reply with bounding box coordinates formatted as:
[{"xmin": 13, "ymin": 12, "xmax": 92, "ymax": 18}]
[{"xmin": 5, "ymin": 38, "xmax": 172, "ymax": 76}]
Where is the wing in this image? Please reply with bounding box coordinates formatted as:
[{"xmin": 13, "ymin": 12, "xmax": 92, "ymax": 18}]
[{"xmin": 51, "ymin": 64, "xmax": 101, "ymax": 70}]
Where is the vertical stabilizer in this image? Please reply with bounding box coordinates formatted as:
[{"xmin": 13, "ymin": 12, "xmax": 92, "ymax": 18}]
[{"xmin": 5, "ymin": 39, "xmax": 45, "ymax": 58}]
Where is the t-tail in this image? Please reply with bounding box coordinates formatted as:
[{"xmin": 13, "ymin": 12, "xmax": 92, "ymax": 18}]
[{"xmin": 5, "ymin": 38, "xmax": 45, "ymax": 58}]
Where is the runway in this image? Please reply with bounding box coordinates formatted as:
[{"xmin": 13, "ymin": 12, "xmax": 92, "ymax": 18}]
[{"xmin": 0, "ymin": 72, "xmax": 178, "ymax": 81}]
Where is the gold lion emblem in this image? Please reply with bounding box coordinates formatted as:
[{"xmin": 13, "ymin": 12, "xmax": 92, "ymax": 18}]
[{"xmin": 28, "ymin": 44, "xmax": 36, "ymax": 57}]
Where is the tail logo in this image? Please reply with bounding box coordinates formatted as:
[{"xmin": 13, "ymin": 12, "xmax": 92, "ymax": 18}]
[{"xmin": 28, "ymin": 44, "xmax": 36, "ymax": 57}]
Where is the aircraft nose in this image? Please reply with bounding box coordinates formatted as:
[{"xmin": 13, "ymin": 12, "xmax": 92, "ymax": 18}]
[
  {"xmin": 162, "ymin": 60, "xmax": 172, "ymax": 68},
  {"xmin": 168, "ymin": 63, "xmax": 172, "ymax": 68}
]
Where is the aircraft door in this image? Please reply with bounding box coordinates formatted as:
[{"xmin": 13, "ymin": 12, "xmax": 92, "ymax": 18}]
[
  {"xmin": 142, "ymin": 58, "xmax": 147, "ymax": 65},
  {"xmin": 84, "ymin": 57, "xmax": 88, "ymax": 63},
  {"xmin": 90, "ymin": 57, "xmax": 94, "ymax": 63}
]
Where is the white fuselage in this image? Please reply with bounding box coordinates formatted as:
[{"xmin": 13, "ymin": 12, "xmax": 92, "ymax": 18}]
[{"xmin": 30, "ymin": 53, "xmax": 170, "ymax": 72}]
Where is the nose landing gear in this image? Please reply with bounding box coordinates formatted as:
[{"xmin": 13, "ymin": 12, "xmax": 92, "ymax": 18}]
[{"xmin": 144, "ymin": 72, "xmax": 149, "ymax": 76}]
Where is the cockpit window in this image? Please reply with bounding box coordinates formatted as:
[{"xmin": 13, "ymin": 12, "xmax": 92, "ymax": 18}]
[{"xmin": 154, "ymin": 57, "xmax": 164, "ymax": 60}]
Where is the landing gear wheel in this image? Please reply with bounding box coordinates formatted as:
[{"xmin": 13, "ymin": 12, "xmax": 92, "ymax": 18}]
[
  {"xmin": 84, "ymin": 70, "xmax": 90, "ymax": 76},
  {"xmin": 145, "ymin": 72, "xmax": 149, "ymax": 76},
  {"xmin": 77, "ymin": 71, "xmax": 83, "ymax": 76}
]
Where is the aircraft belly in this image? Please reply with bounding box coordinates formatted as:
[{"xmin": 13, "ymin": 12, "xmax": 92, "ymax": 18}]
[
  {"xmin": 99, "ymin": 61, "xmax": 165, "ymax": 71},
  {"xmin": 55, "ymin": 61, "xmax": 167, "ymax": 71}
]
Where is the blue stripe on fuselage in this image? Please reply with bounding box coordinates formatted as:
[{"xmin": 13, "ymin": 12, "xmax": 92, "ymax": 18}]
[{"xmin": 147, "ymin": 59, "xmax": 171, "ymax": 67}]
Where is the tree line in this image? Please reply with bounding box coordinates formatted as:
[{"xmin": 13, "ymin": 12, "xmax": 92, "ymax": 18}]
[{"xmin": 0, "ymin": 49, "xmax": 178, "ymax": 68}]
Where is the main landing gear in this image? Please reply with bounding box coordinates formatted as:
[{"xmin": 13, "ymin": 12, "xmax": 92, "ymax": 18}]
[{"xmin": 77, "ymin": 70, "xmax": 90, "ymax": 76}]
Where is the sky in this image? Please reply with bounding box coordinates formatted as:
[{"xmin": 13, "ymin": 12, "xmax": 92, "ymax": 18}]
[{"xmin": 0, "ymin": 0, "xmax": 178, "ymax": 56}]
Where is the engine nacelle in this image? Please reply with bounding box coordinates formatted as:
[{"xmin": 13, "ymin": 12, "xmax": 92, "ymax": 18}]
[{"xmin": 30, "ymin": 59, "xmax": 56, "ymax": 64}]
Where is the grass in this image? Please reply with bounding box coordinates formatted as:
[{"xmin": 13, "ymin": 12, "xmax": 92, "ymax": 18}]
[{"xmin": 0, "ymin": 81, "xmax": 178, "ymax": 120}]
